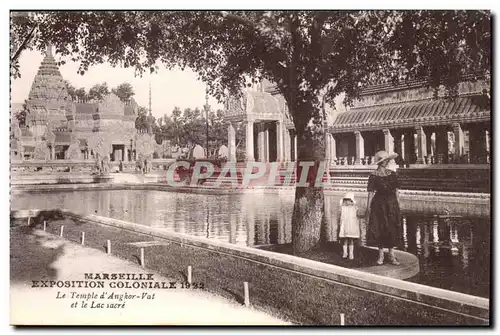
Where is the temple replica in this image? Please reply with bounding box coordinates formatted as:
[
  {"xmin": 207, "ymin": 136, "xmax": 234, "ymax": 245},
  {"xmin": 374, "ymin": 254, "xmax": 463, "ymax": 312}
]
[
  {"xmin": 224, "ymin": 77, "xmax": 491, "ymax": 193},
  {"xmin": 10, "ymin": 46, "xmax": 158, "ymax": 169}
]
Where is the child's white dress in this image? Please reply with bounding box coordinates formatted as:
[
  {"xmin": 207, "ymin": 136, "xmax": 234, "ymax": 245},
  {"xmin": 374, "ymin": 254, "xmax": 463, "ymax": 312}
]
[{"xmin": 338, "ymin": 205, "xmax": 360, "ymax": 239}]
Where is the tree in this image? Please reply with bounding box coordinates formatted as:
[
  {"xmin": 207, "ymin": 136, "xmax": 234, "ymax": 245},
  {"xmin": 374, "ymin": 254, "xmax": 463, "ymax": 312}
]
[
  {"xmin": 75, "ymin": 87, "xmax": 88, "ymax": 103},
  {"xmin": 87, "ymin": 82, "xmax": 110, "ymax": 101},
  {"xmin": 112, "ymin": 82, "xmax": 135, "ymax": 102},
  {"xmin": 13, "ymin": 100, "xmax": 28, "ymax": 127},
  {"xmin": 135, "ymin": 106, "xmax": 150, "ymax": 133},
  {"xmin": 63, "ymin": 80, "xmax": 77, "ymax": 101},
  {"xmin": 10, "ymin": 11, "xmax": 491, "ymax": 253}
]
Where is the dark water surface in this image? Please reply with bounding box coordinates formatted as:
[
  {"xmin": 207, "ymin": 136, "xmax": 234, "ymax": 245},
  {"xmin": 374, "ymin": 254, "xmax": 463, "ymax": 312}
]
[{"xmin": 11, "ymin": 190, "xmax": 490, "ymax": 298}]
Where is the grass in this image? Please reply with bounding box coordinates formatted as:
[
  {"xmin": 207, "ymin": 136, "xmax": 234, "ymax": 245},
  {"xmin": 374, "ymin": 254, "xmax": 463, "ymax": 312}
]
[{"xmin": 11, "ymin": 217, "xmax": 488, "ymax": 325}]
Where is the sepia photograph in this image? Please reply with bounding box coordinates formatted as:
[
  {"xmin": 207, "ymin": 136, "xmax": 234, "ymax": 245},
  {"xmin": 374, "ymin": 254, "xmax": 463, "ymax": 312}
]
[{"xmin": 8, "ymin": 8, "xmax": 491, "ymax": 326}]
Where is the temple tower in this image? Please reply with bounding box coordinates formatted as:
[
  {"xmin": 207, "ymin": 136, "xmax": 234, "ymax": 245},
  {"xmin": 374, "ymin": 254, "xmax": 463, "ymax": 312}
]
[{"xmin": 25, "ymin": 44, "xmax": 74, "ymax": 139}]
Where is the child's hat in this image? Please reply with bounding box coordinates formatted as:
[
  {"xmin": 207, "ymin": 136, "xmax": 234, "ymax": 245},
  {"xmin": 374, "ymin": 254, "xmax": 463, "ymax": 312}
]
[{"xmin": 340, "ymin": 192, "xmax": 356, "ymax": 205}]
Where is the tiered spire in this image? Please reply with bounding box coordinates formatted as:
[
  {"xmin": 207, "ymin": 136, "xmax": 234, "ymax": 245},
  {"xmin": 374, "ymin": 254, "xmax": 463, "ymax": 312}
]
[
  {"xmin": 34, "ymin": 44, "xmax": 61, "ymax": 77},
  {"xmin": 26, "ymin": 43, "xmax": 71, "ymax": 129}
]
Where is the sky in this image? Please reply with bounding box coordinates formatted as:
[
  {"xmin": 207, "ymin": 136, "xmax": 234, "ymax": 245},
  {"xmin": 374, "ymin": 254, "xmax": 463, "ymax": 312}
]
[{"xmin": 10, "ymin": 49, "xmax": 224, "ymax": 118}]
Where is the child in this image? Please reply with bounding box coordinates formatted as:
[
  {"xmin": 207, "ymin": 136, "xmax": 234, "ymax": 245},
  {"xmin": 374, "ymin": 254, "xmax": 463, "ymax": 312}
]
[{"xmin": 338, "ymin": 192, "xmax": 360, "ymax": 260}]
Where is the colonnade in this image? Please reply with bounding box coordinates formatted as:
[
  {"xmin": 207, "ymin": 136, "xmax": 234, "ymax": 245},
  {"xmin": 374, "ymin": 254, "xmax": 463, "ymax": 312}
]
[
  {"xmin": 227, "ymin": 120, "xmax": 298, "ymax": 163},
  {"xmin": 329, "ymin": 122, "xmax": 490, "ymax": 165}
]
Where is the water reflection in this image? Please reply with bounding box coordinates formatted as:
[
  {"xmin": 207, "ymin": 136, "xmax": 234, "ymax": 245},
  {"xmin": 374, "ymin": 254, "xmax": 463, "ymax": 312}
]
[{"xmin": 12, "ymin": 190, "xmax": 490, "ymax": 298}]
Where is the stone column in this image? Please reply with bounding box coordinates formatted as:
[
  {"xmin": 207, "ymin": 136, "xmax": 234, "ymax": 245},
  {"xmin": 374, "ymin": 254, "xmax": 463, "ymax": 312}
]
[
  {"xmin": 276, "ymin": 121, "xmax": 284, "ymax": 162},
  {"xmin": 382, "ymin": 128, "xmax": 394, "ymax": 154},
  {"xmin": 228, "ymin": 121, "xmax": 237, "ymax": 162},
  {"xmin": 264, "ymin": 123, "xmax": 269, "ymax": 162},
  {"xmin": 415, "ymin": 126, "xmax": 427, "ymax": 164},
  {"xmin": 330, "ymin": 134, "xmax": 337, "ymax": 162},
  {"xmin": 294, "ymin": 133, "xmax": 298, "ymax": 161},
  {"xmin": 325, "ymin": 131, "xmax": 331, "ymax": 164},
  {"xmin": 51, "ymin": 145, "xmax": 55, "ymax": 160},
  {"xmin": 245, "ymin": 120, "xmax": 255, "ymax": 161},
  {"xmin": 354, "ymin": 131, "xmax": 364, "ymax": 165},
  {"xmin": 257, "ymin": 122, "xmax": 266, "ymax": 162},
  {"xmin": 284, "ymin": 128, "xmax": 291, "ymax": 161},
  {"xmin": 452, "ymin": 123, "xmax": 464, "ymax": 162}
]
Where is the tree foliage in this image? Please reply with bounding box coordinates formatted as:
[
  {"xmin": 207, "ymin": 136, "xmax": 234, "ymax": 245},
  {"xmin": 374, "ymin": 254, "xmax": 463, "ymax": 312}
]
[
  {"xmin": 87, "ymin": 82, "xmax": 110, "ymax": 101},
  {"xmin": 13, "ymin": 100, "xmax": 28, "ymax": 126},
  {"xmin": 146, "ymin": 106, "xmax": 242, "ymax": 158},
  {"xmin": 74, "ymin": 87, "xmax": 88, "ymax": 102},
  {"xmin": 135, "ymin": 106, "xmax": 150, "ymax": 133},
  {"xmin": 63, "ymin": 80, "xmax": 77, "ymax": 101}
]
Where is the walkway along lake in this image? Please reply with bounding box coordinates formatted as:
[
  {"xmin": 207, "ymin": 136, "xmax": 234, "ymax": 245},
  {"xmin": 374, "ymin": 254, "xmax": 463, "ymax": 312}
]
[{"xmin": 11, "ymin": 189, "xmax": 490, "ymax": 299}]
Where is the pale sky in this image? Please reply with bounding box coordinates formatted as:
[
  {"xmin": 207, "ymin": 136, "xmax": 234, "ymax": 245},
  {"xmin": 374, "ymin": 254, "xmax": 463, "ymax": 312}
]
[{"xmin": 10, "ymin": 49, "xmax": 223, "ymax": 118}]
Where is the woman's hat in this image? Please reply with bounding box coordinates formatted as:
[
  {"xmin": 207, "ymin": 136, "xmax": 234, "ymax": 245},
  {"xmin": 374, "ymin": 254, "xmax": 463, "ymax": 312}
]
[
  {"xmin": 373, "ymin": 150, "xmax": 398, "ymax": 165},
  {"xmin": 340, "ymin": 192, "xmax": 356, "ymax": 205}
]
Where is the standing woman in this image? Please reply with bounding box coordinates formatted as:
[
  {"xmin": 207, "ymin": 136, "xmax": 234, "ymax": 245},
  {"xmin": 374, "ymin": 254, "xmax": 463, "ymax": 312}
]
[{"xmin": 365, "ymin": 150, "xmax": 403, "ymax": 265}]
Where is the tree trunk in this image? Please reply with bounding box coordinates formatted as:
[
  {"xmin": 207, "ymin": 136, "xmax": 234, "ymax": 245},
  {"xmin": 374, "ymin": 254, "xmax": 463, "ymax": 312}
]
[{"xmin": 291, "ymin": 104, "xmax": 327, "ymax": 254}]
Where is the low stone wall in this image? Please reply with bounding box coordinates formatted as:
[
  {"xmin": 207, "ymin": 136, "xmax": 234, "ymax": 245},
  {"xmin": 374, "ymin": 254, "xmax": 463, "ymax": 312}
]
[
  {"xmin": 328, "ymin": 165, "xmax": 491, "ymax": 194},
  {"xmin": 11, "ymin": 209, "xmax": 489, "ymax": 325},
  {"xmin": 398, "ymin": 165, "xmax": 490, "ymax": 193},
  {"xmin": 10, "ymin": 173, "xmax": 113, "ymax": 185}
]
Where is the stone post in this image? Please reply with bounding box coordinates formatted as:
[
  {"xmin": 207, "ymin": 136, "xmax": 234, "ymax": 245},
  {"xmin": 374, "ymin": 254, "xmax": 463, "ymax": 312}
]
[
  {"xmin": 245, "ymin": 120, "xmax": 255, "ymax": 161},
  {"xmin": 452, "ymin": 123, "xmax": 464, "ymax": 163},
  {"xmin": 382, "ymin": 128, "xmax": 394, "ymax": 154},
  {"xmin": 276, "ymin": 121, "xmax": 284, "ymax": 162},
  {"xmin": 228, "ymin": 121, "xmax": 237, "ymax": 162},
  {"xmin": 354, "ymin": 131, "xmax": 364, "ymax": 165},
  {"xmin": 257, "ymin": 122, "xmax": 266, "ymax": 162},
  {"xmin": 415, "ymin": 126, "xmax": 427, "ymax": 164}
]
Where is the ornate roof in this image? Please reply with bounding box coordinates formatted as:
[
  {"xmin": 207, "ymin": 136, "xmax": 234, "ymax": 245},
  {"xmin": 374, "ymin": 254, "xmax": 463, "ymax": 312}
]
[
  {"xmin": 224, "ymin": 89, "xmax": 293, "ymax": 126},
  {"xmin": 330, "ymin": 94, "xmax": 490, "ymax": 133}
]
